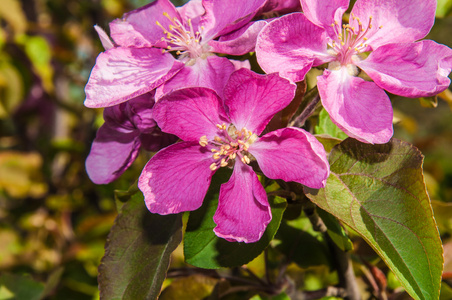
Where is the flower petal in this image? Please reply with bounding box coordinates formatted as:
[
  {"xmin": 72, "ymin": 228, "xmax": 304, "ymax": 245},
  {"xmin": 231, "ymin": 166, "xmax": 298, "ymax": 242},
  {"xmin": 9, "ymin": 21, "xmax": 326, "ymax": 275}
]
[
  {"xmin": 84, "ymin": 47, "xmax": 184, "ymax": 108},
  {"xmin": 261, "ymin": 0, "xmax": 301, "ymax": 15},
  {"xmin": 86, "ymin": 124, "xmax": 141, "ymax": 184},
  {"xmin": 138, "ymin": 141, "xmax": 215, "ymax": 214},
  {"xmin": 351, "ymin": 0, "xmax": 436, "ymax": 49},
  {"xmin": 318, "ymin": 68, "xmax": 393, "ymax": 144},
  {"xmin": 200, "ymin": 0, "xmax": 266, "ymax": 41},
  {"xmin": 94, "ymin": 25, "xmax": 114, "ymax": 50},
  {"xmin": 224, "ymin": 69, "xmax": 296, "ymax": 135},
  {"xmin": 256, "ymin": 13, "xmax": 332, "ymax": 83},
  {"xmin": 208, "ymin": 20, "xmax": 267, "ymax": 56},
  {"xmin": 155, "ymin": 56, "xmax": 237, "ymax": 100},
  {"xmin": 110, "ymin": 0, "xmax": 180, "ymax": 47},
  {"xmin": 140, "ymin": 131, "xmax": 178, "ymax": 152},
  {"xmin": 153, "ymin": 87, "xmax": 229, "ymax": 141},
  {"xmin": 213, "ymin": 160, "xmax": 271, "ymax": 243},
  {"xmin": 300, "ymin": 0, "xmax": 348, "ymax": 36},
  {"xmin": 249, "ymin": 127, "xmax": 329, "ymax": 188},
  {"xmin": 357, "ymin": 40, "xmax": 452, "ymax": 98}
]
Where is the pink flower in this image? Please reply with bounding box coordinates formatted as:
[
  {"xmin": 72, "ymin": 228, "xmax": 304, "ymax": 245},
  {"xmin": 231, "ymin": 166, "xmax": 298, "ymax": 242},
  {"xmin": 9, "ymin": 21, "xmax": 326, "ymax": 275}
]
[
  {"xmin": 86, "ymin": 93, "xmax": 177, "ymax": 184},
  {"xmin": 256, "ymin": 0, "xmax": 452, "ymax": 144},
  {"xmin": 84, "ymin": 0, "xmax": 268, "ymax": 108},
  {"xmin": 138, "ymin": 69, "xmax": 330, "ymax": 243}
]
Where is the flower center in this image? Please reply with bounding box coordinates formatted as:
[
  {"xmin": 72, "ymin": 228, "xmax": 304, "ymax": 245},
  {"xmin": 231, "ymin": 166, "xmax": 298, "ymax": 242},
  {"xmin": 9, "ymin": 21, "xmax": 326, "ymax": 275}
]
[
  {"xmin": 199, "ymin": 124, "xmax": 258, "ymax": 171},
  {"xmin": 327, "ymin": 14, "xmax": 382, "ymax": 69},
  {"xmin": 156, "ymin": 12, "xmax": 210, "ymax": 62}
]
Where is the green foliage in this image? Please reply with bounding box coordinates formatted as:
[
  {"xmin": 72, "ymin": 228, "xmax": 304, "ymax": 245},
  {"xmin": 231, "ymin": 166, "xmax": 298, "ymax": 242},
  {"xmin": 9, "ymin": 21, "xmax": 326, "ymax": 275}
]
[
  {"xmin": 305, "ymin": 138, "xmax": 443, "ymax": 300},
  {"xmin": 98, "ymin": 192, "xmax": 183, "ymax": 300},
  {"xmin": 184, "ymin": 169, "xmax": 287, "ymax": 269},
  {"xmin": 315, "ymin": 108, "xmax": 348, "ymax": 140}
]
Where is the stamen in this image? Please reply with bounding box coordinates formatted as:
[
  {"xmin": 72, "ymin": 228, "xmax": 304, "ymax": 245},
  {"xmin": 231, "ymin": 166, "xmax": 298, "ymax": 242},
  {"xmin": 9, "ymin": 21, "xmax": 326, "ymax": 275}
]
[{"xmin": 199, "ymin": 135, "xmax": 208, "ymax": 147}]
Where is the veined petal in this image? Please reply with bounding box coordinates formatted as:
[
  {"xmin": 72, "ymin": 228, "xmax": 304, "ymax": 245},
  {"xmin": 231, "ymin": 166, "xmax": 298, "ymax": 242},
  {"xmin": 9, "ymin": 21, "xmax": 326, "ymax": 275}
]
[
  {"xmin": 86, "ymin": 124, "xmax": 141, "ymax": 184},
  {"xmin": 223, "ymin": 69, "xmax": 296, "ymax": 135},
  {"xmin": 84, "ymin": 47, "xmax": 184, "ymax": 108},
  {"xmin": 208, "ymin": 20, "xmax": 267, "ymax": 56},
  {"xmin": 155, "ymin": 56, "xmax": 236, "ymax": 100},
  {"xmin": 249, "ymin": 127, "xmax": 329, "ymax": 189},
  {"xmin": 301, "ymin": 0, "xmax": 349, "ymax": 36},
  {"xmin": 138, "ymin": 141, "xmax": 215, "ymax": 214},
  {"xmin": 256, "ymin": 13, "xmax": 333, "ymax": 83},
  {"xmin": 213, "ymin": 160, "xmax": 271, "ymax": 243},
  {"xmin": 357, "ymin": 40, "xmax": 452, "ymax": 98},
  {"xmin": 200, "ymin": 0, "xmax": 267, "ymax": 41},
  {"xmin": 318, "ymin": 68, "xmax": 393, "ymax": 144},
  {"xmin": 153, "ymin": 87, "xmax": 229, "ymax": 141},
  {"xmin": 110, "ymin": 0, "xmax": 180, "ymax": 47},
  {"xmin": 351, "ymin": 0, "xmax": 436, "ymax": 49}
]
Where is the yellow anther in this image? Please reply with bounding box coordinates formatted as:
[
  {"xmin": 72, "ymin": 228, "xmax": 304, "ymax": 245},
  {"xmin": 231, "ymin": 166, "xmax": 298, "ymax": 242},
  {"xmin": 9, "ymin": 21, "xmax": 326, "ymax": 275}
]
[
  {"xmin": 354, "ymin": 47, "xmax": 359, "ymax": 52},
  {"xmin": 241, "ymin": 156, "xmax": 250, "ymax": 164},
  {"xmin": 214, "ymin": 136, "xmax": 222, "ymax": 142},
  {"xmin": 363, "ymin": 37, "xmax": 368, "ymax": 41},
  {"xmin": 213, "ymin": 152, "xmax": 221, "ymax": 160},
  {"xmin": 220, "ymin": 159, "xmax": 228, "ymax": 167},
  {"xmin": 167, "ymin": 46, "xmax": 172, "ymax": 50},
  {"xmin": 243, "ymin": 144, "xmax": 249, "ymax": 151},
  {"xmin": 230, "ymin": 153, "xmax": 237, "ymax": 160},
  {"xmin": 230, "ymin": 142, "xmax": 238, "ymax": 147},
  {"xmin": 209, "ymin": 163, "xmax": 218, "ymax": 171},
  {"xmin": 176, "ymin": 51, "xmax": 181, "ymax": 55},
  {"xmin": 379, "ymin": 25, "xmax": 383, "ymax": 29},
  {"xmin": 199, "ymin": 135, "xmax": 208, "ymax": 147},
  {"xmin": 163, "ymin": 12, "xmax": 170, "ymax": 17}
]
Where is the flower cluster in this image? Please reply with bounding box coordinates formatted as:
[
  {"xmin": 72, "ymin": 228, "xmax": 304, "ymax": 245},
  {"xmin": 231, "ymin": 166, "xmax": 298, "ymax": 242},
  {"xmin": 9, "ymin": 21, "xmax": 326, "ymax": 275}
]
[{"xmin": 85, "ymin": 0, "xmax": 452, "ymax": 242}]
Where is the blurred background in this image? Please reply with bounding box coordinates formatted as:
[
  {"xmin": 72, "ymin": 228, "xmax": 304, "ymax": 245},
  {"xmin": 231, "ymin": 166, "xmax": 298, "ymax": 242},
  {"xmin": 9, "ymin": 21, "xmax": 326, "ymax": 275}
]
[{"xmin": 0, "ymin": 0, "xmax": 451, "ymax": 299}]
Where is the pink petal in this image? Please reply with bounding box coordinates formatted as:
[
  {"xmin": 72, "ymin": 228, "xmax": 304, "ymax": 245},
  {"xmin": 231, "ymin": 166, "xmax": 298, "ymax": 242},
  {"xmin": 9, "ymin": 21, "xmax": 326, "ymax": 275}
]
[
  {"xmin": 351, "ymin": 0, "xmax": 436, "ymax": 49},
  {"xmin": 200, "ymin": 0, "xmax": 267, "ymax": 41},
  {"xmin": 94, "ymin": 25, "xmax": 114, "ymax": 50},
  {"xmin": 256, "ymin": 13, "xmax": 333, "ymax": 83},
  {"xmin": 229, "ymin": 59, "xmax": 251, "ymax": 70},
  {"xmin": 261, "ymin": 0, "xmax": 301, "ymax": 15},
  {"xmin": 213, "ymin": 160, "xmax": 271, "ymax": 243},
  {"xmin": 177, "ymin": 0, "xmax": 205, "ymax": 21},
  {"xmin": 140, "ymin": 131, "xmax": 178, "ymax": 152},
  {"xmin": 138, "ymin": 141, "xmax": 215, "ymax": 214},
  {"xmin": 86, "ymin": 124, "xmax": 141, "ymax": 184},
  {"xmin": 110, "ymin": 0, "xmax": 180, "ymax": 47},
  {"xmin": 224, "ymin": 69, "xmax": 296, "ymax": 135},
  {"xmin": 153, "ymin": 87, "xmax": 229, "ymax": 142},
  {"xmin": 317, "ymin": 68, "xmax": 393, "ymax": 144},
  {"xmin": 300, "ymin": 0, "xmax": 348, "ymax": 37},
  {"xmin": 249, "ymin": 127, "xmax": 329, "ymax": 189},
  {"xmin": 155, "ymin": 56, "xmax": 236, "ymax": 100},
  {"xmin": 357, "ymin": 40, "xmax": 452, "ymax": 98},
  {"xmin": 84, "ymin": 47, "xmax": 184, "ymax": 108},
  {"xmin": 208, "ymin": 21, "xmax": 267, "ymax": 56}
]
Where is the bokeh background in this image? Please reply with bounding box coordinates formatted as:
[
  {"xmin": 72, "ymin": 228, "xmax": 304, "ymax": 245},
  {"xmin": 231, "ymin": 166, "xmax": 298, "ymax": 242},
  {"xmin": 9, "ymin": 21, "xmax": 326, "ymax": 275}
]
[{"xmin": 0, "ymin": 0, "xmax": 451, "ymax": 299}]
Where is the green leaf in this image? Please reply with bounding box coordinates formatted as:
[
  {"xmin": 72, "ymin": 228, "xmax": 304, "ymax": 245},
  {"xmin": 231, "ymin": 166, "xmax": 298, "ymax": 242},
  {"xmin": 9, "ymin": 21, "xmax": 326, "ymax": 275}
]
[
  {"xmin": 0, "ymin": 273, "xmax": 44, "ymax": 300},
  {"xmin": 184, "ymin": 169, "xmax": 287, "ymax": 269},
  {"xmin": 304, "ymin": 138, "xmax": 443, "ymax": 300},
  {"xmin": 98, "ymin": 192, "xmax": 183, "ymax": 300},
  {"xmin": 317, "ymin": 208, "xmax": 353, "ymax": 252},
  {"xmin": 314, "ymin": 109, "xmax": 348, "ymax": 140},
  {"xmin": 436, "ymin": 0, "xmax": 452, "ymax": 17}
]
